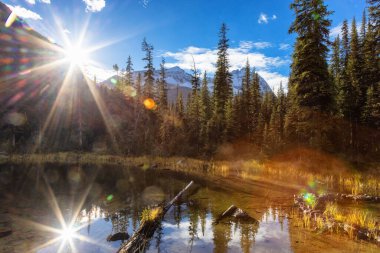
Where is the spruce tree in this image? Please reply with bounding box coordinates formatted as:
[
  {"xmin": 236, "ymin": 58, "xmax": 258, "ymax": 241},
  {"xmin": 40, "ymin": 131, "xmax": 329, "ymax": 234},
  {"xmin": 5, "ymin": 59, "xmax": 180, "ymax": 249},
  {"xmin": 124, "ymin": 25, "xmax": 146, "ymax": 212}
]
[
  {"xmin": 157, "ymin": 58, "xmax": 168, "ymax": 109},
  {"xmin": 287, "ymin": 0, "xmax": 334, "ymax": 147},
  {"xmin": 289, "ymin": 0, "xmax": 333, "ymax": 111},
  {"xmin": 142, "ymin": 38, "xmax": 155, "ymax": 99},
  {"xmin": 210, "ymin": 23, "xmax": 232, "ymax": 144},
  {"xmin": 176, "ymin": 89, "xmax": 184, "ymax": 119},
  {"xmin": 240, "ymin": 60, "xmax": 251, "ymax": 137},
  {"xmin": 187, "ymin": 63, "xmax": 202, "ymax": 153},
  {"xmin": 250, "ymin": 72, "xmax": 261, "ymax": 141},
  {"xmin": 330, "ymin": 36, "xmax": 341, "ymax": 112},
  {"xmin": 125, "ymin": 56, "xmax": 134, "ymax": 87},
  {"xmin": 200, "ymin": 72, "xmax": 211, "ymax": 146}
]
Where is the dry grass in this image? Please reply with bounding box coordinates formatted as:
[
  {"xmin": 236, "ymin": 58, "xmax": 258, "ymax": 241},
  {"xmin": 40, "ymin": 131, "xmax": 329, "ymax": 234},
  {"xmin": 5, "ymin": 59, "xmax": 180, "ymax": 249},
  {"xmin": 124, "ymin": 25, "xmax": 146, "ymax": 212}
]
[
  {"xmin": 7, "ymin": 150, "xmax": 380, "ymax": 197},
  {"xmin": 323, "ymin": 202, "xmax": 378, "ymax": 237},
  {"xmin": 140, "ymin": 207, "xmax": 163, "ymax": 223}
]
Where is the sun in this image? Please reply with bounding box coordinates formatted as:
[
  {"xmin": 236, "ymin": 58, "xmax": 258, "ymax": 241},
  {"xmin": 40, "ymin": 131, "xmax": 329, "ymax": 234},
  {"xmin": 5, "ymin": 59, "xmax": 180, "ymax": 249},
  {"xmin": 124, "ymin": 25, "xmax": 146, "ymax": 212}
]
[{"xmin": 64, "ymin": 44, "xmax": 89, "ymax": 66}]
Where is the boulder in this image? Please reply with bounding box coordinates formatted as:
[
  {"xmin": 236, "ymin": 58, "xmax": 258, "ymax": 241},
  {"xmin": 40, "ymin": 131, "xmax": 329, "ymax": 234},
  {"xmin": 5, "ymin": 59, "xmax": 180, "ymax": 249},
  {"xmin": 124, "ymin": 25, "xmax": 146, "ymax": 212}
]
[{"xmin": 107, "ymin": 232, "xmax": 130, "ymax": 242}]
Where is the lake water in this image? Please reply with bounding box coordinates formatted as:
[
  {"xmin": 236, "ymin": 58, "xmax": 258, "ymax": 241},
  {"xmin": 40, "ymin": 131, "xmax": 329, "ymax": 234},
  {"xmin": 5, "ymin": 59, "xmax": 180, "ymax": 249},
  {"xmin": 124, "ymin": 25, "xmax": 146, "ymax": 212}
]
[{"xmin": 0, "ymin": 163, "xmax": 378, "ymax": 253}]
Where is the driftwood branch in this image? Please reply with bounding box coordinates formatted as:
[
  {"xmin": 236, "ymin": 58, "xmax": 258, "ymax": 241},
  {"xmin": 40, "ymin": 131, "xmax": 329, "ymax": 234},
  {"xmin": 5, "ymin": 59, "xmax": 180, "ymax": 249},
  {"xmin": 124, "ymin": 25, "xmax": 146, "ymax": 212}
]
[{"xmin": 117, "ymin": 181, "xmax": 194, "ymax": 253}]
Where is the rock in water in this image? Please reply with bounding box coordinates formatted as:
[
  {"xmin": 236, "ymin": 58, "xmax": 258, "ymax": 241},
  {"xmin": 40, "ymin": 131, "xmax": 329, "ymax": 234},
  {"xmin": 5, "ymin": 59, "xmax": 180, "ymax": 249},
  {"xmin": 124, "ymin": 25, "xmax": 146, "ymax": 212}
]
[
  {"xmin": 0, "ymin": 228, "xmax": 12, "ymax": 238},
  {"xmin": 107, "ymin": 232, "xmax": 130, "ymax": 242},
  {"xmin": 215, "ymin": 205, "xmax": 258, "ymax": 224}
]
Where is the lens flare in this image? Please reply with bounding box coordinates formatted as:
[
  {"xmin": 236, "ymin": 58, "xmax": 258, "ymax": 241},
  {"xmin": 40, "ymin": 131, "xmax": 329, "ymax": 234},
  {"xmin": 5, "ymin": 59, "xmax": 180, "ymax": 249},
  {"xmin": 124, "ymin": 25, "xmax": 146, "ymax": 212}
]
[
  {"xmin": 143, "ymin": 98, "xmax": 157, "ymax": 110},
  {"xmin": 64, "ymin": 45, "xmax": 88, "ymax": 66},
  {"xmin": 5, "ymin": 11, "xmax": 17, "ymax": 28},
  {"xmin": 59, "ymin": 226, "xmax": 75, "ymax": 242},
  {"xmin": 5, "ymin": 112, "xmax": 27, "ymax": 126}
]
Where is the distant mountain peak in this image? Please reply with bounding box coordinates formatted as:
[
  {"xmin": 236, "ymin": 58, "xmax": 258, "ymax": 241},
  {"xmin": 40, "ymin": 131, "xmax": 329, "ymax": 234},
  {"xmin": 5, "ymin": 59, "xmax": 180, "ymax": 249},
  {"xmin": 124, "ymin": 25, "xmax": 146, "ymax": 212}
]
[{"xmin": 99, "ymin": 66, "xmax": 272, "ymax": 94}]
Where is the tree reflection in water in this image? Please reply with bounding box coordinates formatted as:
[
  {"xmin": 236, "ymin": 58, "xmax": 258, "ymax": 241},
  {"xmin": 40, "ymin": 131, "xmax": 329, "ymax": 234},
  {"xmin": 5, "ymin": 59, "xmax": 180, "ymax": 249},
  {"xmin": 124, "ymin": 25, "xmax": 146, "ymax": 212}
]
[{"xmin": 0, "ymin": 163, "xmax": 295, "ymax": 253}]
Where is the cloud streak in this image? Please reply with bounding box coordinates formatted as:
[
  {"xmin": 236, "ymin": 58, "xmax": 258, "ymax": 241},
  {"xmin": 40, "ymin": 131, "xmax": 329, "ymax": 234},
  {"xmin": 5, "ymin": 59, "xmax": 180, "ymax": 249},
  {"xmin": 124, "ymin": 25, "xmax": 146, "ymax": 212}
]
[
  {"xmin": 82, "ymin": 0, "xmax": 106, "ymax": 12},
  {"xmin": 279, "ymin": 43, "xmax": 291, "ymax": 50},
  {"xmin": 6, "ymin": 4, "xmax": 42, "ymax": 20},
  {"xmin": 25, "ymin": 0, "xmax": 51, "ymax": 4}
]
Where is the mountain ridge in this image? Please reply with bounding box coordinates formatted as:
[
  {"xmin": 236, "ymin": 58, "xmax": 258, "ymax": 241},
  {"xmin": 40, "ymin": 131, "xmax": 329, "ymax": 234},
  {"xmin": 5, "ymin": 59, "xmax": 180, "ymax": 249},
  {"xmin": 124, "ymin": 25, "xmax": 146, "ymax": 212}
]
[{"xmin": 99, "ymin": 66, "xmax": 273, "ymax": 94}]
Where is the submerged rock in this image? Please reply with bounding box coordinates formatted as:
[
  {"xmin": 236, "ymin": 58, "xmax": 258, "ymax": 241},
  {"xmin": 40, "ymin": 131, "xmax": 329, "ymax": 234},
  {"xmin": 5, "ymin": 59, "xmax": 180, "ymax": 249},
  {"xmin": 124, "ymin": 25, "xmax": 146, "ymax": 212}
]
[
  {"xmin": 215, "ymin": 205, "xmax": 258, "ymax": 224},
  {"xmin": 107, "ymin": 232, "xmax": 130, "ymax": 242},
  {"xmin": 0, "ymin": 228, "xmax": 12, "ymax": 238}
]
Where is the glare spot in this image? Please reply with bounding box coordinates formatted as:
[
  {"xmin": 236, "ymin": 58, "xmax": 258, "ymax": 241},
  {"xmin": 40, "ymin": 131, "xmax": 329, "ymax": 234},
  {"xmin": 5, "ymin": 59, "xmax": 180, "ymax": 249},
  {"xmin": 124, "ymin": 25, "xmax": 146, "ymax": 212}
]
[
  {"xmin": 121, "ymin": 85, "xmax": 137, "ymax": 97},
  {"xmin": 64, "ymin": 45, "xmax": 88, "ymax": 66},
  {"xmin": 5, "ymin": 112, "xmax": 27, "ymax": 126},
  {"xmin": 303, "ymin": 192, "xmax": 317, "ymax": 207},
  {"xmin": 60, "ymin": 226, "xmax": 75, "ymax": 242},
  {"xmin": 68, "ymin": 167, "xmax": 82, "ymax": 184},
  {"xmin": 106, "ymin": 194, "xmax": 114, "ymax": 202},
  {"xmin": 143, "ymin": 98, "xmax": 157, "ymax": 110},
  {"xmin": 5, "ymin": 11, "xmax": 17, "ymax": 28}
]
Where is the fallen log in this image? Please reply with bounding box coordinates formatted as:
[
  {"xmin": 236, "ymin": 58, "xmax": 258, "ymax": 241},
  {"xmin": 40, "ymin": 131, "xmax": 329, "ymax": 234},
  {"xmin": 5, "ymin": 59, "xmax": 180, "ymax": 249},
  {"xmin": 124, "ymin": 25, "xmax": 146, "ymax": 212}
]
[{"xmin": 117, "ymin": 181, "xmax": 194, "ymax": 253}]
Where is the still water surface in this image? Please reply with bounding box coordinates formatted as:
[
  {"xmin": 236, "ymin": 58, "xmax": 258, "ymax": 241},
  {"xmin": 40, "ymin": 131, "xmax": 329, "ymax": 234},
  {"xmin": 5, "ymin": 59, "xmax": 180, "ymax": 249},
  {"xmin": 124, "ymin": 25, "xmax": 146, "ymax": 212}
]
[{"xmin": 0, "ymin": 163, "xmax": 377, "ymax": 253}]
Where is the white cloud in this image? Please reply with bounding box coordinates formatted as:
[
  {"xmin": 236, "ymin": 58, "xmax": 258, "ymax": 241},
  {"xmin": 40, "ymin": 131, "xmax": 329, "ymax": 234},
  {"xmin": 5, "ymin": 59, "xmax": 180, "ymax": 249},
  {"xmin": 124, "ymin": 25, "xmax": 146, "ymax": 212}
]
[
  {"xmin": 330, "ymin": 21, "xmax": 362, "ymax": 38},
  {"xmin": 253, "ymin": 42, "xmax": 272, "ymax": 49},
  {"xmin": 25, "ymin": 0, "xmax": 51, "ymax": 4},
  {"xmin": 257, "ymin": 71, "xmax": 288, "ymax": 92},
  {"xmin": 239, "ymin": 41, "xmax": 272, "ymax": 50},
  {"xmin": 162, "ymin": 43, "xmax": 289, "ymax": 90},
  {"xmin": 63, "ymin": 29, "xmax": 71, "ymax": 34},
  {"xmin": 258, "ymin": 13, "xmax": 277, "ymax": 24},
  {"xmin": 258, "ymin": 13, "xmax": 268, "ymax": 24},
  {"xmin": 82, "ymin": 0, "xmax": 106, "ymax": 12},
  {"xmin": 6, "ymin": 4, "xmax": 42, "ymax": 20},
  {"xmin": 330, "ymin": 24, "xmax": 342, "ymax": 38},
  {"xmin": 141, "ymin": 0, "xmax": 150, "ymax": 8},
  {"xmin": 279, "ymin": 43, "xmax": 291, "ymax": 50}
]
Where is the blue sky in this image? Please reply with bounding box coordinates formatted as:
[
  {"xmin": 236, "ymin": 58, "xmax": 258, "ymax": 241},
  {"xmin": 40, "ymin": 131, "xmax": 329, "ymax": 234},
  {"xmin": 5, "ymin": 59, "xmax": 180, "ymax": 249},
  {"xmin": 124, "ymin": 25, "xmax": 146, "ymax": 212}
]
[{"xmin": 3, "ymin": 0, "xmax": 368, "ymax": 90}]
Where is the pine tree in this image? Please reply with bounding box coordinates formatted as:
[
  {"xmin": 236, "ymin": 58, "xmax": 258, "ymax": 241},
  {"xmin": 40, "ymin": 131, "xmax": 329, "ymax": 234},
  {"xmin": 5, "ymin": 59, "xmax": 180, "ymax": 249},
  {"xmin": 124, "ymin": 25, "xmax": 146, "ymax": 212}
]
[
  {"xmin": 125, "ymin": 56, "xmax": 134, "ymax": 87},
  {"xmin": 141, "ymin": 38, "xmax": 155, "ymax": 99},
  {"xmin": 200, "ymin": 71, "xmax": 211, "ymax": 146},
  {"xmin": 210, "ymin": 23, "xmax": 232, "ymax": 144},
  {"xmin": 289, "ymin": 0, "xmax": 334, "ymax": 111},
  {"xmin": 362, "ymin": 85, "xmax": 380, "ymax": 127},
  {"xmin": 157, "ymin": 58, "xmax": 168, "ymax": 109},
  {"xmin": 250, "ymin": 72, "xmax": 261, "ymax": 141},
  {"xmin": 135, "ymin": 72, "xmax": 142, "ymax": 99},
  {"xmin": 187, "ymin": 62, "xmax": 202, "ymax": 154},
  {"xmin": 287, "ymin": 0, "xmax": 334, "ymax": 148},
  {"xmin": 347, "ymin": 19, "xmax": 363, "ymax": 153},
  {"xmin": 176, "ymin": 89, "xmax": 184, "ymax": 119},
  {"xmin": 224, "ymin": 98, "xmax": 235, "ymax": 141},
  {"xmin": 240, "ymin": 60, "xmax": 251, "ymax": 137},
  {"xmin": 112, "ymin": 64, "xmax": 120, "ymax": 89},
  {"xmin": 330, "ymin": 36, "xmax": 341, "ymax": 112},
  {"xmin": 277, "ymin": 83, "xmax": 287, "ymax": 140},
  {"xmin": 338, "ymin": 20, "xmax": 352, "ymax": 119}
]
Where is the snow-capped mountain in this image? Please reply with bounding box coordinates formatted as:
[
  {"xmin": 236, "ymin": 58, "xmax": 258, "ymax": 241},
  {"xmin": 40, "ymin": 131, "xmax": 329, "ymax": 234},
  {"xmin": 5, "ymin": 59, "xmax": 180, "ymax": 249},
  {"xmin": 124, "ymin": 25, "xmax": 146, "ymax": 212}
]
[{"xmin": 100, "ymin": 66, "xmax": 272, "ymax": 94}]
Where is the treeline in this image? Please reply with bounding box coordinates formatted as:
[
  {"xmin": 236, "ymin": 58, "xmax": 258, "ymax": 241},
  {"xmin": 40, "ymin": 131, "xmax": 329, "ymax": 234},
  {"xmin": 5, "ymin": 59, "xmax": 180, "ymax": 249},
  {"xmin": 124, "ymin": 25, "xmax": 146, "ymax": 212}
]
[
  {"xmin": 0, "ymin": 0, "xmax": 378, "ymax": 163},
  {"xmin": 105, "ymin": 26, "xmax": 287, "ymax": 157},
  {"xmin": 106, "ymin": 0, "xmax": 379, "ymax": 161}
]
